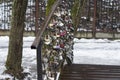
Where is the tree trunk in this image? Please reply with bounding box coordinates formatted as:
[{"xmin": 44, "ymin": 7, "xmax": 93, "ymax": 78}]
[
  {"xmin": 71, "ymin": 0, "xmax": 86, "ymax": 33},
  {"xmin": 5, "ymin": 0, "xmax": 28, "ymax": 79}
]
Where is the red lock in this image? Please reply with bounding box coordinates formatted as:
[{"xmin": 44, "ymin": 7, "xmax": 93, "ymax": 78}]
[{"xmin": 60, "ymin": 43, "xmax": 64, "ymax": 48}]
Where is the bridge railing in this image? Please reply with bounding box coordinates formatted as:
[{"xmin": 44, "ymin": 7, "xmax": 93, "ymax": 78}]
[{"xmin": 31, "ymin": 0, "xmax": 61, "ymax": 80}]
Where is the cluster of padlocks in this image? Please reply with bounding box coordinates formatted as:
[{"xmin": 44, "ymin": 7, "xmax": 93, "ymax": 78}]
[{"xmin": 41, "ymin": 0, "xmax": 74, "ymax": 79}]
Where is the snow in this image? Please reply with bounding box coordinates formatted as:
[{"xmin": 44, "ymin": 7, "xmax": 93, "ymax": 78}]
[
  {"xmin": 0, "ymin": 36, "xmax": 36, "ymax": 79},
  {"xmin": 0, "ymin": 36, "xmax": 120, "ymax": 79},
  {"xmin": 73, "ymin": 38, "xmax": 120, "ymax": 65}
]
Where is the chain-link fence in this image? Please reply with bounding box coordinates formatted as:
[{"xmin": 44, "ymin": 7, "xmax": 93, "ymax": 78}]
[
  {"xmin": 0, "ymin": 0, "xmax": 36, "ymax": 31},
  {"xmin": 77, "ymin": 0, "xmax": 120, "ymax": 32},
  {"xmin": 0, "ymin": 0, "xmax": 120, "ymax": 32}
]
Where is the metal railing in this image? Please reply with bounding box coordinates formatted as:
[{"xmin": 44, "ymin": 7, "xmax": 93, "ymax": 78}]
[{"xmin": 31, "ymin": 0, "xmax": 61, "ymax": 79}]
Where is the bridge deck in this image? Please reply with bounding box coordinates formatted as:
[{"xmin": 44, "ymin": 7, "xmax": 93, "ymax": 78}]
[{"xmin": 59, "ymin": 64, "xmax": 120, "ymax": 80}]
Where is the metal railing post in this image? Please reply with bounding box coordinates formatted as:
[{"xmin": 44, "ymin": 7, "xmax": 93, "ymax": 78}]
[
  {"xmin": 93, "ymin": 0, "xmax": 97, "ymax": 38},
  {"xmin": 37, "ymin": 40, "xmax": 43, "ymax": 80}
]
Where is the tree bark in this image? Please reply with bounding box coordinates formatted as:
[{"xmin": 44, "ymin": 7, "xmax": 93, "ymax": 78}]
[{"xmin": 5, "ymin": 0, "xmax": 28, "ymax": 79}]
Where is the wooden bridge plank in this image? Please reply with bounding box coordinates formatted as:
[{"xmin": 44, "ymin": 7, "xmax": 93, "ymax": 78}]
[{"xmin": 59, "ymin": 64, "xmax": 120, "ymax": 80}]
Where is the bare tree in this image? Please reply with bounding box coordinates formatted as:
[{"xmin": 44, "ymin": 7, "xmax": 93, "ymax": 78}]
[
  {"xmin": 5, "ymin": 0, "xmax": 28, "ymax": 79},
  {"xmin": 71, "ymin": 0, "xmax": 86, "ymax": 32}
]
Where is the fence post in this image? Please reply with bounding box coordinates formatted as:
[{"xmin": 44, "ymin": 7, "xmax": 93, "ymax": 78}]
[
  {"xmin": 37, "ymin": 40, "xmax": 43, "ymax": 80},
  {"xmin": 93, "ymin": 0, "xmax": 97, "ymax": 38}
]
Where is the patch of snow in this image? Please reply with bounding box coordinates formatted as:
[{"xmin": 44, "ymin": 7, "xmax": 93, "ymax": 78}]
[{"xmin": 0, "ymin": 36, "xmax": 120, "ymax": 79}]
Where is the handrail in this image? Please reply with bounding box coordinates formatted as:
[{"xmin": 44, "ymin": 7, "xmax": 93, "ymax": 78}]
[{"xmin": 31, "ymin": 0, "xmax": 61, "ymax": 49}]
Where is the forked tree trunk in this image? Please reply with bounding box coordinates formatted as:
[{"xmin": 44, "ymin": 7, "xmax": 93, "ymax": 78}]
[{"xmin": 5, "ymin": 0, "xmax": 28, "ymax": 79}]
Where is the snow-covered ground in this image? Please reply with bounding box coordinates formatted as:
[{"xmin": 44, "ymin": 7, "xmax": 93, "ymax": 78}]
[
  {"xmin": 0, "ymin": 36, "xmax": 36, "ymax": 79},
  {"xmin": 0, "ymin": 36, "xmax": 120, "ymax": 79},
  {"xmin": 74, "ymin": 38, "xmax": 120, "ymax": 65}
]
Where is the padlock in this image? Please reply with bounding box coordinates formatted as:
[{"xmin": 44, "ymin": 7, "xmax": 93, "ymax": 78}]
[
  {"xmin": 52, "ymin": 33, "xmax": 57, "ymax": 40},
  {"xmin": 53, "ymin": 45, "xmax": 61, "ymax": 50},
  {"xmin": 44, "ymin": 35, "xmax": 52, "ymax": 45},
  {"xmin": 60, "ymin": 43, "xmax": 64, "ymax": 48},
  {"xmin": 57, "ymin": 21, "xmax": 64, "ymax": 27},
  {"xmin": 49, "ymin": 23, "xmax": 54, "ymax": 27},
  {"xmin": 56, "ymin": 33, "xmax": 60, "ymax": 38},
  {"xmin": 54, "ymin": 11, "xmax": 61, "ymax": 17},
  {"xmin": 59, "ymin": 30, "xmax": 67, "ymax": 36}
]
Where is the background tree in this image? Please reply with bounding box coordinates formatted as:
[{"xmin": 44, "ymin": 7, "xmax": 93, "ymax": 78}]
[
  {"xmin": 46, "ymin": 0, "xmax": 56, "ymax": 16},
  {"xmin": 5, "ymin": 0, "xmax": 28, "ymax": 79},
  {"xmin": 71, "ymin": 0, "xmax": 86, "ymax": 33}
]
